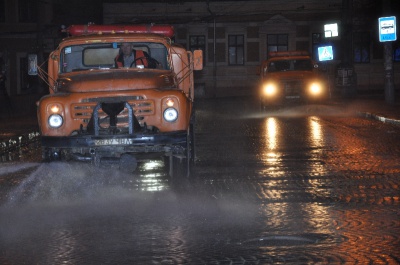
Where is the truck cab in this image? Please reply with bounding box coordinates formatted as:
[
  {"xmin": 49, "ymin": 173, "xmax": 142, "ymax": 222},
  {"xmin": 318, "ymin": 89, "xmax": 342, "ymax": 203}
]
[
  {"xmin": 259, "ymin": 51, "xmax": 329, "ymax": 109},
  {"xmin": 34, "ymin": 24, "xmax": 203, "ymax": 177}
]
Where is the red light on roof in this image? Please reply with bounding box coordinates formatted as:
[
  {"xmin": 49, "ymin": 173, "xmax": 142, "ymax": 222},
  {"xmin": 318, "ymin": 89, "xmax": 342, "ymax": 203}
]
[
  {"xmin": 269, "ymin": 51, "xmax": 310, "ymax": 58},
  {"xmin": 65, "ymin": 24, "xmax": 174, "ymax": 38}
]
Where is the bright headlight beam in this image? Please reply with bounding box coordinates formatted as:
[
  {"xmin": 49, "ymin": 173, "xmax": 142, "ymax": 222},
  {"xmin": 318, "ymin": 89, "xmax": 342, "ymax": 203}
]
[
  {"xmin": 163, "ymin": 108, "xmax": 178, "ymax": 122},
  {"xmin": 310, "ymin": 83, "xmax": 322, "ymax": 95},
  {"xmin": 48, "ymin": 114, "xmax": 63, "ymax": 128},
  {"xmin": 263, "ymin": 84, "xmax": 277, "ymax": 96}
]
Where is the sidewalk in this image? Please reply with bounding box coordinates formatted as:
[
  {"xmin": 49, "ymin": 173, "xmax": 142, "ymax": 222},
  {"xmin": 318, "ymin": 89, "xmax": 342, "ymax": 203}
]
[{"xmin": 344, "ymin": 95, "xmax": 400, "ymax": 126}]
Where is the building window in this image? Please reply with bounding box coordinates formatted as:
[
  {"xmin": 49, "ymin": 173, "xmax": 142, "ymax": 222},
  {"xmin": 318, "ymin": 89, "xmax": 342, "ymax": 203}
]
[
  {"xmin": 393, "ymin": 41, "xmax": 400, "ymax": 62},
  {"xmin": 228, "ymin": 35, "xmax": 244, "ymax": 65},
  {"xmin": 20, "ymin": 57, "xmax": 29, "ymax": 93},
  {"xmin": 18, "ymin": 0, "xmax": 37, "ymax": 23},
  {"xmin": 312, "ymin": 33, "xmax": 322, "ymax": 61},
  {"xmin": 0, "ymin": 0, "xmax": 5, "ymax": 22},
  {"xmin": 353, "ymin": 32, "xmax": 370, "ymax": 63},
  {"xmin": 189, "ymin": 35, "xmax": 206, "ymax": 65},
  {"xmin": 267, "ymin": 34, "xmax": 288, "ymax": 55}
]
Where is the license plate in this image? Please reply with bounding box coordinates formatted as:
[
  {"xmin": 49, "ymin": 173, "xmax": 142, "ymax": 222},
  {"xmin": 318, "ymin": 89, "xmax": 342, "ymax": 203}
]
[
  {"xmin": 94, "ymin": 138, "xmax": 133, "ymax": 146},
  {"xmin": 286, "ymin": 95, "xmax": 300, "ymax": 99}
]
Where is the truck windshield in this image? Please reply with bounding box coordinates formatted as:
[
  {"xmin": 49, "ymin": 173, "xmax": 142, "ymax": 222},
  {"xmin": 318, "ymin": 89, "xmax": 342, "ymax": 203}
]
[
  {"xmin": 268, "ymin": 59, "xmax": 313, "ymax": 72},
  {"xmin": 60, "ymin": 42, "xmax": 169, "ymax": 73}
]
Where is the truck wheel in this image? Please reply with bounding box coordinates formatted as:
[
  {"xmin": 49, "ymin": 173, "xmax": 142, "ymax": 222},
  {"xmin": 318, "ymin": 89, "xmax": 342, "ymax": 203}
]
[
  {"xmin": 189, "ymin": 122, "xmax": 195, "ymax": 165},
  {"xmin": 260, "ymin": 100, "xmax": 266, "ymax": 112},
  {"xmin": 169, "ymin": 155, "xmax": 189, "ymax": 178},
  {"xmin": 168, "ymin": 127, "xmax": 192, "ymax": 178},
  {"xmin": 184, "ymin": 124, "xmax": 195, "ymax": 177},
  {"xmin": 42, "ymin": 148, "xmax": 61, "ymax": 162},
  {"xmin": 42, "ymin": 148, "xmax": 51, "ymax": 162}
]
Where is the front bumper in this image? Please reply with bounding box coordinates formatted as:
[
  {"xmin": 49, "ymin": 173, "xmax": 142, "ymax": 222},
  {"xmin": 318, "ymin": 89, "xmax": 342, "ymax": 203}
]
[
  {"xmin": 42, "ymin": 130, "xmax": 188, "ymax": 161},
  {"xmin": 260, "ymin": 87, "xmax": 328, "ymax": 105},
  {"xmin": 260, "ymin": 78, "xmax": 328, "ymax": 105}
]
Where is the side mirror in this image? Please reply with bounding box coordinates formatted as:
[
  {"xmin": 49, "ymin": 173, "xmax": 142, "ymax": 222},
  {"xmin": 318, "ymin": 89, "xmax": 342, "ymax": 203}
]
[
  {"xmin": 28, "ymin": 54, "xmax": 38, "ymax": 75},
  {"xmin": 260, "ymin": 61, "xmax": 268, "ymax": 76},
  {"xmin": 193, "ymin": 50, "xmax": 203, "ymax": 71}
]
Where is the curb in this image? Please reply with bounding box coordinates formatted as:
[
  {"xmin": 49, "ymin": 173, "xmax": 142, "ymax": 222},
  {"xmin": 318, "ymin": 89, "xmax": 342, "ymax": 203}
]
[{"xmin": 357, "ymin": 111, "xmax": 400, "ymax": 126}]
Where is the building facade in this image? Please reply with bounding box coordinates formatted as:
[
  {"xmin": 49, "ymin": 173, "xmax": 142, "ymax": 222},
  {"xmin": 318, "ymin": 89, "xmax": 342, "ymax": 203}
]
[
  {"xmin": 0, "ymin": 0, "xmax": 59, "ymax": 93},
  {"xmin": 0, "ymin": 0, "xmax": 102, "ymax": 116},
  {"xmin": 104, "ymin": 0, "xmax": 399, "ymax": 98},
  {"xmin": 0, "ymin": 0, "xmax": 399, "ymax": 108}
]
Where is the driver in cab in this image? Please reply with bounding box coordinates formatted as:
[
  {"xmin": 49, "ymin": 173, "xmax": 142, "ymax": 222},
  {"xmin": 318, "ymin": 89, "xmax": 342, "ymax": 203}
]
[{"xmin": 115, "ymin": 43, "xmax": 153, "ymax": 68}]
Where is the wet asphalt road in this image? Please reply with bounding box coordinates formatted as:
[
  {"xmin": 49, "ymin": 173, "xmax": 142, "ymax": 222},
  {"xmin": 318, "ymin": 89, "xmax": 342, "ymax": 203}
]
[{"xmin": 0, "ymin": 97, "xmax": 399, "ymax": 264}]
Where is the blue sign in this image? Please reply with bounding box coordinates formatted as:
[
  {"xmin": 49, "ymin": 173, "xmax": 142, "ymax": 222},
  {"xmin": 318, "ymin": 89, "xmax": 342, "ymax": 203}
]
[
  {"xmin": 318, "ymin": 46, "xmax": 333, "ymax": 61},
  {"xmin": 379, "ymin": 16, "xmax": 396, "ymax": 42}
]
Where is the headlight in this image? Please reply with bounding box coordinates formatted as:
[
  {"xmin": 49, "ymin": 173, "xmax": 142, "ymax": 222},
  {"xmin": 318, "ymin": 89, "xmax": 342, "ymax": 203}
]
[
  {"xmin": 263, "ymin": 83, "xmax": 277, "ymax": 96},
  {"xmin": 48, "ymin": 114, "xmax": 63, "ymax": 128},
  {"xmin": 163, "ymin": 108, "xmax": 178, "ymax": 122},
  {"xmin": 309, "ymin": 83, "xmax": 322, "ymax": 95}
]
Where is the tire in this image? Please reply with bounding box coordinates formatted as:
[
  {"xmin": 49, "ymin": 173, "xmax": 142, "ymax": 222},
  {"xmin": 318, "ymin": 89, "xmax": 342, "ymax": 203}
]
[
  {"xmin": 168, "ymin": 126, "xmax": 193, "ymax": 178},
  {"xmin": 42, "ymin": 147, "xmax": 61, "ymax": 162},
  {"xmin": 169, "ymin": 155, "xmax": 188, "ymax": 178},
  {"xmin": 260, "ymin": 101, "xmax": 265, "ymax": 112},
  {"xmin": 189, "ymin": 121, "xmax": 195, "ymax": 165},
  {"xmin": 260, "ymin": 98, "xmax": 266, "ymax": 112}
]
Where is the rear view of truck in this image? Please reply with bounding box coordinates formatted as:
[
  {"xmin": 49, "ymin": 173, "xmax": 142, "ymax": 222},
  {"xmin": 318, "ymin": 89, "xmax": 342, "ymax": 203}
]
[{"xmin": 33, "ymin": 24, "xmax": 203, "ymax": 177}]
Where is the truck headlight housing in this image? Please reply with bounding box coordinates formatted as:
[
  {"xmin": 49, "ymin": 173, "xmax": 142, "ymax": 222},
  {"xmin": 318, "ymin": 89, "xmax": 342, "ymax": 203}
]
[
  {"xmin": 48, "ymin": 114, "xmax": 63, "ymax": 128},
  {"xmin": 48, "ymin": 103, "xmax": 63, "ymax": 114},
  {"xmin": 309, "ymin": 82, "xmax": 323, "ymax": 95},
  {"xmin": 163, "ymin": 108, "xmax": 178, "ymax": 122},
  {"xmin": 263, "ymin": 83, "xmax": 278, "ymax": 96}
]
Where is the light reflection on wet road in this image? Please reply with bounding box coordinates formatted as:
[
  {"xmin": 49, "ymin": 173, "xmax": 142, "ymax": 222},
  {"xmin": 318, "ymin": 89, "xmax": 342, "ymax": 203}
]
[{"xmin": 0, "ymin": 97, "xmax": 399, "ymax": 264}]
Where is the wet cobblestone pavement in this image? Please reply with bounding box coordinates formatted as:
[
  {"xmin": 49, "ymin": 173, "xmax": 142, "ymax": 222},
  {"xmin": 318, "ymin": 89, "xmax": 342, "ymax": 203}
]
[{"xmin": 0, "ymin": 97, "xmax": 399, "ymax": 264}]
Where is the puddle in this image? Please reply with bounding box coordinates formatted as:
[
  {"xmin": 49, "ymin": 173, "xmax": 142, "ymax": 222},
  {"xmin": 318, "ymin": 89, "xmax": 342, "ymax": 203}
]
[{"xmin": 242, "ymin": 233, "xmax": 331, "ymax": 246}]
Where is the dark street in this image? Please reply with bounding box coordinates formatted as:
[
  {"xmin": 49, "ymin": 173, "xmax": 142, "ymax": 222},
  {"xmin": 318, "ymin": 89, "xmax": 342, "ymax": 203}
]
[{"xmin": 0, "ymin": 97, "xmax": 400, "ymax": 264}]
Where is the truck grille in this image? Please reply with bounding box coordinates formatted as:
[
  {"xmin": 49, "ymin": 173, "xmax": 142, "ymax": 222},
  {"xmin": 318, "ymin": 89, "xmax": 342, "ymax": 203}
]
[
  {"xmin": 70, "ymin": 96, "xmax": 154, "ymax": 127},
  {"xmin": 283, "ymin": 80, "xmax": 302, "ymax": 96}
]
